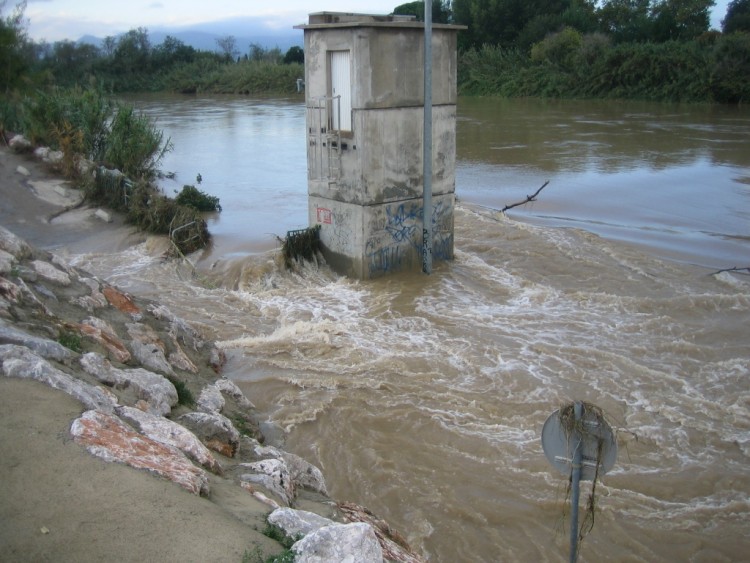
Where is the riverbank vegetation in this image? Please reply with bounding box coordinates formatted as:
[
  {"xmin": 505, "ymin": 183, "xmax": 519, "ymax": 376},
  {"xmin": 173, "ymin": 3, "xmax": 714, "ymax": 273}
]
[
  {"xmin": 1, "ymin": 3, "xmax": 304, "ymax": 96},
  {"xmin": 3, "ymin": 1, "xmax": 749, "ymax": 104},
  {"xmin": 446, "ymin": 0, "xmax": 749, "ymax": 103}
]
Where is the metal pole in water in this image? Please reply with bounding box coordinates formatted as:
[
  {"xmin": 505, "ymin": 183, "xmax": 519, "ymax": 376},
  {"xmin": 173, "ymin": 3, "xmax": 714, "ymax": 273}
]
[
  {"xmin": 422, "ymin": 0, "xmax": 433, "ymax": 274},
  {"xmin": 569, "ymin": 401, "xmax": 583, "ymax": 563}
]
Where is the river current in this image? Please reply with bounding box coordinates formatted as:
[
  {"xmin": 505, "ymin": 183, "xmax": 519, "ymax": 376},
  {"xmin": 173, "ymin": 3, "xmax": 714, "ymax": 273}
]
[{"xmin": 66, "ymin": 95, "xmax": 749, "ymax": 562}]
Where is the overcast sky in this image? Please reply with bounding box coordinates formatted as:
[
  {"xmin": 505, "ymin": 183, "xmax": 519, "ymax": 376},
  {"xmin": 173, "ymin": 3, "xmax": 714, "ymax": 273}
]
[{"xmin": 13, "ymin": 0, "xmax": 733, "ymax": 42}]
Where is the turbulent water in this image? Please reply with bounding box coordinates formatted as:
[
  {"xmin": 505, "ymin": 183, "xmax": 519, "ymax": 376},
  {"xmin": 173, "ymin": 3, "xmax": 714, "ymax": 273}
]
[{"xmin": 66, "ymin": 96, "xmax": 749, "ymax": 562}]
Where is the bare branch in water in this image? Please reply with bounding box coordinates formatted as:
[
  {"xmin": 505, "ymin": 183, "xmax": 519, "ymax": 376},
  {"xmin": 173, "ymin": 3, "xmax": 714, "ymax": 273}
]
[
  {"xmin": 710, "ymin": 266, "xmax": 750, "ymax": 276},
  {"xmin": 501, "ymin": 180, "xmax": 550, "ymax": 213}
]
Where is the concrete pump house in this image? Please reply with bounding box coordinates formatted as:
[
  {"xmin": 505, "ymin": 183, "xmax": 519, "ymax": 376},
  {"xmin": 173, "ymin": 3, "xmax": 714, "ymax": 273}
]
[{"xmin": 295, "ymin": 12, "xmax": 465, "ymax": 279}]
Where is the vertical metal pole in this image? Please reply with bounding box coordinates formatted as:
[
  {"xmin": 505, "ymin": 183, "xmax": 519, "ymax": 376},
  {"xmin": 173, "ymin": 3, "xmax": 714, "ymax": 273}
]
[
  {"xmin": 570, "ymin": 401, "xmax": 583, "ymax": 563},
  {"xmin": 422, "ymin": 0, "xmax": 433, "ymax": 274}
]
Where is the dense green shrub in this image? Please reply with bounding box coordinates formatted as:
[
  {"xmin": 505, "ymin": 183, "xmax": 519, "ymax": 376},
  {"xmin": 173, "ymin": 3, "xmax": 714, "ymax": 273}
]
[
  {"xmin": 20, "ymin": 86, "xmax": 112, "ymax": 158},
  {"xmin": 710, "ymin": 32, "xmax": 750, "ymax": 102},
  {"xmin": 457, "ymin": 34, "xmax": 736, "ymax": 103},
  {"xmin": 103, "ymin": 104, "xmax": 172, "ymax": 179},
  {"xmin": 175, "ymin": 184, "xmax": 221, "ymax": 212},
  {"xmin": 165, "ymin": 59, "xmax": 304, "ymax": 95}
]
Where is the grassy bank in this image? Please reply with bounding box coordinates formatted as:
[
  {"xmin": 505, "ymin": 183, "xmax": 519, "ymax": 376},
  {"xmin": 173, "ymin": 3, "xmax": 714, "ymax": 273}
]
[{"xmin": 0, "ymin": 86, "xmax": 219, "ymax": 254}]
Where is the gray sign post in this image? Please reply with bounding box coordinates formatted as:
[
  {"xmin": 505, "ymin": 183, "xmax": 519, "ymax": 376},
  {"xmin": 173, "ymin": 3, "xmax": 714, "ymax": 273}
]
[{"xmin": 542, "ymin": 401, "xmax": 617, "ymax": 562}]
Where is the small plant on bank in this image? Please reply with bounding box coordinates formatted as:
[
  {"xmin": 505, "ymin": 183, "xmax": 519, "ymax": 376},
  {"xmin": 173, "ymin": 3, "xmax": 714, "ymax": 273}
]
[
  {"xmin": 175, "ymin": 184, "xmax": 222, "ymax": 212},
  {"xmin": 242, "ymin": 546, "xmax": 295, "ymax": 563},
  {"xmin": 166, "ymin": 375, "xmax": 195, "ymax": 407},
  {"xmin": 57, "ymin": 330, "xmax": 82, "ymax": 353}
]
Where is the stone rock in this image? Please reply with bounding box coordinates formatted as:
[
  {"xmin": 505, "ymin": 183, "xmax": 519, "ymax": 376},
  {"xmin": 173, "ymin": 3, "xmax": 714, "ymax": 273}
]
[
  {"xmin": 215, "ymin": 377, "xmax": 255, "ymax": 409},
  {"xmin": 31, "ymin": 260, "xmax": 71, "ymax": 286},
  {"xmin": 0, "ymin": 277, "xmax": 21, "ymax": 303},
  {"xmin": 178, "ymin": 411, "xmax": 240, "ymax": 458},
  {"xmin": 79, "ymin": 352, "xmax": 177, "ymax": 416},
  {"xmin": 42, "ymin": 149, "xmax": 63, "ymax": 165},
  {"xmin": 77, "ymin": 157, "xmax": 94, "ymax": 176},
  {"xmin": 167, "ymin": 339, "xmax": 198, "ymax": 373},
  {"xmin": 15, "ymin": 165, "xmax": 30, "ymax": 176},
  {"xmin": 33, "ymin": 146, "xmax": 50, "ymax": 160},
  {"xmin": 209, "ymin": 345, "xmax": 226, "ymax": 373},
  {"xmin": 0, "ymin": 319, "xmax": 74, "ymax": 362},
  {"xmin": 197, "ymin": 383, "xmax": 225, "ymax": 414},
  {"xmin": 116, "ymin": 405, "xmax": 222, "ymax": 474},
  {"xmin": 72, "ymin": 318, "xmax": 131, "ymax": 363},
  {"xmin": 254, "ymin": 444, "xmax": 328, "ymax": 496},
  {"xmin": 71, "ymin": 277, "xmax": 108, "ymax": 311},
  {"xmin": 0, "ymin": 344, "xmax": 115, "ymax": 412},
  {"xmin": 0, "ymin": 226, "xmax": 32, "ymax": 259},
  {"xmin": 147, "ymin": 303, "xmax": 204, "ymax": 350},
  {"xmin": 9, "ymin": 134, "xmax": 31, "ymax": 152},
  {"xmin": 70, "ymin": 409, "xmax": 209, "ymax": 496},
  {"xmin": 337, "ymin": 502, "xmax": 425, "ymax": 563},
  {"xmin": 126, "ymin": 322, "xmax": 173, "ymax": 376},
  {"xmin": 240, "ymin": 458, "xmax": 294, "ymax": 506},
  {"xmin": 94, "ymin": 209, "xmax": 112, "ymax": 223},
  {"xmin": 0, "ymin": 249, "xmax": 15, "ymax": 274},
  {"xmin": 292, "ymin": 522, "xmax": 383, "ymax": 563},
  {"xmin": 102, "ymin": 286, "xmax": 141, "ymax": 318},
  {"xmin": 268, "ymin": 507, "xmax": 335, "ymax": 540}
]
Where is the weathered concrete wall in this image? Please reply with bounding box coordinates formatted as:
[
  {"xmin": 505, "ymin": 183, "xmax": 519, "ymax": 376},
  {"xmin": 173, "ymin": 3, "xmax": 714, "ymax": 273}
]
[
  {"xmin": 310, "ymin": 194, "xmax": 454, "ymax": 279},
  {"xmin": 300, "ymin": 14, "xmax": 461, "ymax": 279},
  {"xmin": 303, "ymin": 26, "xmax": 458, "ymax": 110},
  {"xmin": 308, "ymin": 105, "xmax": 456, "ymax": 206}
]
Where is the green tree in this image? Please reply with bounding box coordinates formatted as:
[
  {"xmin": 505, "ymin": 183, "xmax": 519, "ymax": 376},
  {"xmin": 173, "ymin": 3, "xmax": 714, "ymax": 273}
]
[
  {"xmin": 530, "ymin": 26, "xmax": 583, "ymax": 70},
  {"xmin": 283, "ymin": 46, "xmax": 304, "ymax": 64},
  {"xmin": 453, "ymin": 0, "xmax": 582, "ymax": 50},
  {"xmin": 0, "ymin": 0, "xmax": 28, "ymax": 92},
  {"xmin": 710, "ymin": 31, "xmax": 750, "ymax": 101},
  {"xmin": 216, "ymin": 35, "xmax": 238, "ymax": 62},
  {"xmin": 47, "ymin": 41, "xmax": 100, "ymax": 86},
  {"xmin": 393, "ymin": 0, "xmax": 452, "ymax": 22},
  {"xmin": 112, "ymin": 28, "xmax": 151, "ymax": 78},
  {"xmin": 153, "ymin": 35, "xmax": 195, "ymax": 67},
  {"xmin": 597, "ymin": 0, "xmax": 653, "ymax": 42},
  {"xmin": 651, "ymin": 0, "xmax": 715, "ymax": 41},
  {"xmin": 722, "ymin": 0, "xmax": 750, "ymax": 32}
]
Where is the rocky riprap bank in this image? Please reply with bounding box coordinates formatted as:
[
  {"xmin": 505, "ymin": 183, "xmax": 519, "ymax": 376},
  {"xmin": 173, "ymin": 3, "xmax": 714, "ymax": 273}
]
[{"xmin": 0, "ymin": 221, "xmax": 423, "ymax": 563}]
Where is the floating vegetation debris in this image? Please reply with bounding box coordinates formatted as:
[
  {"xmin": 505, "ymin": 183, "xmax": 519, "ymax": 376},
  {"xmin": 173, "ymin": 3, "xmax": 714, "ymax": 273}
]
[
  {"xmin": 281, "ymin": 225, "xmax": 321, "ymax": 269},
  {"xmin": 89, "ymin": 168, "xmax": 211, "ymax": 255}
]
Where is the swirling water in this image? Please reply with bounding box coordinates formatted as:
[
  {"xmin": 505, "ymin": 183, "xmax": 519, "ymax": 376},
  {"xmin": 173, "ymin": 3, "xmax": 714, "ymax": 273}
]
[{"xmin": 69, "ymin": 96, "xmax": 749, "ymax": 561}]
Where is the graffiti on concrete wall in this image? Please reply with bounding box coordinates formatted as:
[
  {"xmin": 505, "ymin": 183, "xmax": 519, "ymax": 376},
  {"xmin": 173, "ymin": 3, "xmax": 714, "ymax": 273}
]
[
  {"xmin": 366, "ymin": 198, "xmax": 453, "ymax": 275},
  {"xmin": 385, "ymin": 202, "xmax": 422, "ymax": 248}
]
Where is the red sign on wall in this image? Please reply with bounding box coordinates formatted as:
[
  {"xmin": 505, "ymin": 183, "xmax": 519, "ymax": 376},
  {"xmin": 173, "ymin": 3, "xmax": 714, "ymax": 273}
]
[{"xmin": 317, "ymin": 207, "xmax": 333, "ymax": 224}]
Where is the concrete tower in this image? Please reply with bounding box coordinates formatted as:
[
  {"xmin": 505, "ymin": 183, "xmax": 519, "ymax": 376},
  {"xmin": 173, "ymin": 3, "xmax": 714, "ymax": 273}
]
[{"xmin": 296, "ymin": 12, "xmax": 464, "ymax": 279}]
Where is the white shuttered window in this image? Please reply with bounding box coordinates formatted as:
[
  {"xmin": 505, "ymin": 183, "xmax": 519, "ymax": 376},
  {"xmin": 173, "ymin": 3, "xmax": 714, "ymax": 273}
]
[{"xmin": 329, "ymin": 50, "xmax": 352, "ymax": 131}]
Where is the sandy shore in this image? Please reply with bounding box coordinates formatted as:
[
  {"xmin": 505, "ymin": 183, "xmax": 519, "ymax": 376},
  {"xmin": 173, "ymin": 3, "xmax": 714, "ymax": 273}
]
[{"xmin": 0, "ymin": 146, "xmax": 283, "ymax": 562}]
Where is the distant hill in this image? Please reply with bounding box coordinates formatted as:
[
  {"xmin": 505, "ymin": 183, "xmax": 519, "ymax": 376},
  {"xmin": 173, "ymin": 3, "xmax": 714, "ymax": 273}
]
[{"xmin": 78, "ymin": 16, "xmax": 304, "ymax": 54}]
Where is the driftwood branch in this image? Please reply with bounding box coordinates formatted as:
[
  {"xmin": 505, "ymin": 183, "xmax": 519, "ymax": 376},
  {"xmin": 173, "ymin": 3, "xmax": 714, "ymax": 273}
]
[
  {"xmin": 501, "ymin": 180, "xmax": 550, "ymax": 213},
  {"xmin": 710, "ymin": 266, "xmax": 750, "ymax": 276}
]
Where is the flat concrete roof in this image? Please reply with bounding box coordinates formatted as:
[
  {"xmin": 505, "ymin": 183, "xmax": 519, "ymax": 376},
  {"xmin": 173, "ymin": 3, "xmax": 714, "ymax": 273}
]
[{"xmin": 294, "ymin": 12, "xmax": 466, "ymax": 30}]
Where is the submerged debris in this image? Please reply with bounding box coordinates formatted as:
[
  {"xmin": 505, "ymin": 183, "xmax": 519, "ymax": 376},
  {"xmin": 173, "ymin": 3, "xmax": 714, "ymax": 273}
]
[{"xmin": 282, "ymin": 225, "xmax": 321, "ymax": 269}]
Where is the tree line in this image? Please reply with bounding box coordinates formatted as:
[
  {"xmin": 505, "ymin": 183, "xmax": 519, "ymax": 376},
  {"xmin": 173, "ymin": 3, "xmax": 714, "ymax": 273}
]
[
  {"xmin": 398, "ymin": 0, "xmax": 750, "ymax": 102},
  {"xmin": 2, "ymin": 0, "xmax": 750, "ymax": 102},
  {"xmin": 1, "ymin": 2, "xmax": 305, "ymax": 95}
]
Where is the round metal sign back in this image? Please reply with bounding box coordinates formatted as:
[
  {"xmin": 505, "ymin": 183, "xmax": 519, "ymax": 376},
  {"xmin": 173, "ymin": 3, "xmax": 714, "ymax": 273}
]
[{"xmin": 541, "ymin": 406, "xmax": 617, "ymax": 481}]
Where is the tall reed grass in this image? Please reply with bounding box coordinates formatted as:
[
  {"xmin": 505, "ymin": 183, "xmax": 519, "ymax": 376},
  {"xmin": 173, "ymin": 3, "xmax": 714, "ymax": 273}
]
[{"xmin": 6, "ymin": 85, "xmax": 213, "ymax": 254}]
